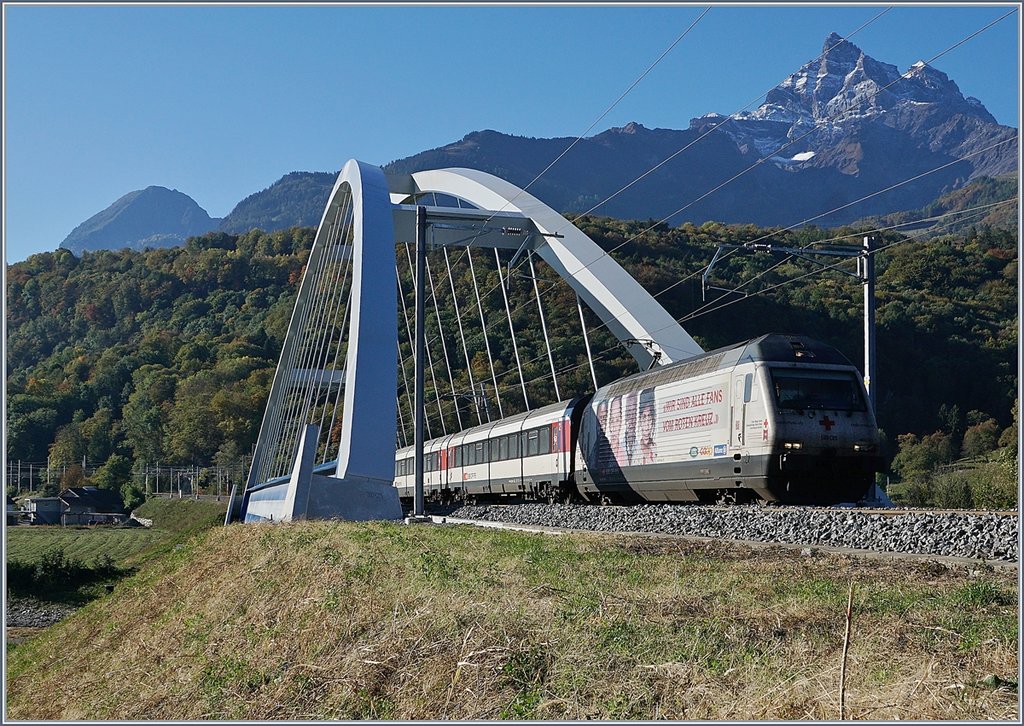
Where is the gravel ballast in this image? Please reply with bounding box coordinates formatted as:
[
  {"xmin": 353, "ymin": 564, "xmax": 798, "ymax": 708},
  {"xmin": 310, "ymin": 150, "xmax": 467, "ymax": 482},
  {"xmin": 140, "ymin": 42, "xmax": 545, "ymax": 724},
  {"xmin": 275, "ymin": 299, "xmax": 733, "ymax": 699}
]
[
  {"xmin": 446, "ymin": 504, "xmax": 1019, "ymax": 562},
  {"xmin": 5, "ymin": 598, "xmax": 78, "ymax": 628}
]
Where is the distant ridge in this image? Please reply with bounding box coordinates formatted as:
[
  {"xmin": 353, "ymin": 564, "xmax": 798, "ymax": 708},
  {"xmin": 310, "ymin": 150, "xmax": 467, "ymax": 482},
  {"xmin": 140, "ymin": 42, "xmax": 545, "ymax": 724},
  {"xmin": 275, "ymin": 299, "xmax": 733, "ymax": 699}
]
[
  {"xmin": 59, "ymin": 186, "xmax": 220, "ymax": 255},
  {"xmin": 218, "ymin": 171, "xmax": 336, "ymax": 234},
  {"xmin": 55, "ymin": 34, "xmax": 1017, "ymax": 254}
]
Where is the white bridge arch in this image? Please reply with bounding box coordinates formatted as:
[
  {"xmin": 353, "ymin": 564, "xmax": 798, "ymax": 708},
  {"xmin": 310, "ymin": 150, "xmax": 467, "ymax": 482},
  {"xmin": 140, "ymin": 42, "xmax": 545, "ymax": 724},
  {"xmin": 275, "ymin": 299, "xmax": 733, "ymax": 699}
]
[
  {"xmin": 233, "ymin": 160, "xmax": 703, "ymax": 523},
  {"xmin": 393, "ymin": 167, "xmax": 703, "ymax": 368}
]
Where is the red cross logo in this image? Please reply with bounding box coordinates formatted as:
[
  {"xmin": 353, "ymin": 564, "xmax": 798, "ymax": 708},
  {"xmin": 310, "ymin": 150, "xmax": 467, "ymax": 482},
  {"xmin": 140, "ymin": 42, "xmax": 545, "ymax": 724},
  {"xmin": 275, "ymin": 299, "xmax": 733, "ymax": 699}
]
[{"xmin": 819, "ymin": 415, "xmax": 835, "ymax": 431}]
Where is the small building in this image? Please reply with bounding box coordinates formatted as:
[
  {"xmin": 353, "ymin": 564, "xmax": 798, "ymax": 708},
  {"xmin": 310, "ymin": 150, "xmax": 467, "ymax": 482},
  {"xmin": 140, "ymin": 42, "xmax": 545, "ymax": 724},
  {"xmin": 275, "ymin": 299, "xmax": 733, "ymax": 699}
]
[
  {"xmin": 22, "ymin": 497, "xmax": 63, "ymax": 525},
  {"xmin": 59, "ymin": 486, "xmax": 127, "ymax": 526},
  {"xmin": 6, "ymin": 495, "xmax": 19, "ymax": 526}
]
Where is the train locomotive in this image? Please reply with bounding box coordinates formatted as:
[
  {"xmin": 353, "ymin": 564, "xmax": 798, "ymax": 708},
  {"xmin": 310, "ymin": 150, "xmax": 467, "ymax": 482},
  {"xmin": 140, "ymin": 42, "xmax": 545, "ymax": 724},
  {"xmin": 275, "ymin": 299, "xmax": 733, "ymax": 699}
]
[{"xmin": 393, "ymin": 334, "xmax": 884, "ymax": 506}]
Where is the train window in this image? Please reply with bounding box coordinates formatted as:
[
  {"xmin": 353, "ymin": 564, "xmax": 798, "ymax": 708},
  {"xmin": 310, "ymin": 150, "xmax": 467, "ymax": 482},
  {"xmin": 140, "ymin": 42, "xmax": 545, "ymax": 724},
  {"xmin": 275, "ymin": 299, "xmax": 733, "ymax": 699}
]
[
  {"xmin": 770, "ymin": 368, "xmax": 866, "ymax": 411},
  {"xmin": 538, "ymin": 428, "xmax": 551, "ymax": 455},
  {"xmin": 475, "ymin": 441, "xmax": 485, "ymax": 464},
  {"xmin": 454, "ymin": 447, "xmax": 462, "ymax": 467},
  {"xmin": 499, "ymin": 436, "xmax": 508, "ymax": 461},
  {"xmin": 526, "ymin": 429, "xmax": 540, "ymax": 457},
  {"xmin": 510, "ymin": 433, "xmax": 519, "ymax": 458},
  {"xmin": 743, "ymin": 373, "xmax": 753, "ymax": 403}
]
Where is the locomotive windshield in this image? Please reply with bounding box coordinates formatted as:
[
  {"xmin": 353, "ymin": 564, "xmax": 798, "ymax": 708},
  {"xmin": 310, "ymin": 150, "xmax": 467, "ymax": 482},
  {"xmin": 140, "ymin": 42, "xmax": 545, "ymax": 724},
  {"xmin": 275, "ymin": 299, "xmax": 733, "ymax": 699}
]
[{"xmin": 769, "ymin": 368, "xmax": 866, "ymax": 411}]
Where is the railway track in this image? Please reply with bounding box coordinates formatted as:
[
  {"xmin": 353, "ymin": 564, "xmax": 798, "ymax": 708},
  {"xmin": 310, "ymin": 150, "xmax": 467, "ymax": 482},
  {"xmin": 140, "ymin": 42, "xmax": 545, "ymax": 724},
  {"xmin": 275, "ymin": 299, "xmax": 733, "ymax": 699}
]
[{"xmin": 415, "ymin": 502, "xmax": 1019, "ymax": 564}]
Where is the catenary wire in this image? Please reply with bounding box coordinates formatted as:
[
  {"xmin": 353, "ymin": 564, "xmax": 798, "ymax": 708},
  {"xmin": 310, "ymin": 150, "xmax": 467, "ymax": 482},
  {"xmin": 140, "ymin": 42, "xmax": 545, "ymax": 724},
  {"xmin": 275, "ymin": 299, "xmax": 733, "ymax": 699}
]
[
  {"xmin": 409, "ymin": 9, "xmax": 897, "ymax": 363},
  {"xmin": 451, "ymin": 197, "xmax": 1018, "ymax": 418}
]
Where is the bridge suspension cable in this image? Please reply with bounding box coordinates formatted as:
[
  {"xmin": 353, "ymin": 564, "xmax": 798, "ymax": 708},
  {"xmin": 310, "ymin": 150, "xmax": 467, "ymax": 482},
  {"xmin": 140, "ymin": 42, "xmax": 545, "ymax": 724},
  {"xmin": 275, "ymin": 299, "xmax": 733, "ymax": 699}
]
[
  {"xmin": 397, "ymin": 262, "xmax": 432, "ymax": 439},
  {"xmin": 466, "ymin": 247, "xmax": 503, "ymax": 420},
  {"xmin": 444, "ymin": 247, "xmax": 482, "ymax": 425},
  {"xmin": 495, "ymin": 247, "xmax": 530, "ymax": 408},
  {"xmin": 409, "ymin": 6, "xmax": 714, "ymax": 358},
  {"xmin": 402, "ymin": 243, "xmax": 448, "ymax": 435},
  {"xmin": 426, "ymin": 253, "xmax": 464, "ymax": 431}
]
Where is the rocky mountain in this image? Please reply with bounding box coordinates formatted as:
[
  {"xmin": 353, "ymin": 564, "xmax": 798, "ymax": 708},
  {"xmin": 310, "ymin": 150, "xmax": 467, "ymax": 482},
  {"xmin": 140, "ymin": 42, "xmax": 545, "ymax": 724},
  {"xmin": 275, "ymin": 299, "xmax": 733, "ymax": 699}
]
[
  {"xmin": 387, "ymin": 33, "xmax": 1016, "ymax": 228},
  {"xmin": 59, "ymin": 186, "xmax": 220, "ymax": 255},
  {"xmin": 710, "ymin": 32, "xmax": 1015, "ymax": 181},
  {"xmin": 218, "ymin": 172, "xmax": 336, "ymax": 233}
]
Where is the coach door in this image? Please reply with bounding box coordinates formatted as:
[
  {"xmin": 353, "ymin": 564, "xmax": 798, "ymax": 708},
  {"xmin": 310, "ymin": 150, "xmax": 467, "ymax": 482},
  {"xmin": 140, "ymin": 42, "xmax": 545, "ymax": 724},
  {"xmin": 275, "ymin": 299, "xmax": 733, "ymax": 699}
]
[{"xmin": 731, "ymin": 375, "xmax": 746, "ymax": 447}]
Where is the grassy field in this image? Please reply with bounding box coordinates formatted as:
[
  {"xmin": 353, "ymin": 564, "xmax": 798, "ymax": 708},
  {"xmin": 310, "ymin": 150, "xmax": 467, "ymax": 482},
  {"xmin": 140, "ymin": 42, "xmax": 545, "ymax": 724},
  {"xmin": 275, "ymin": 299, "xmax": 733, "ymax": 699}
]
[
  {"xmin": 5, "ymin": 497, "xmax": 227, "ymax": 568},
  {"xmin": 5, "ymin": 520, "xmax": 1018, "ymax": 720},
  {"xmin": 4, "ymin": 497, "xmax": 228, "ymax": 603},
  {"xmin": 5, "ymin": 526, "xmax": 165, "ymax": 567}
]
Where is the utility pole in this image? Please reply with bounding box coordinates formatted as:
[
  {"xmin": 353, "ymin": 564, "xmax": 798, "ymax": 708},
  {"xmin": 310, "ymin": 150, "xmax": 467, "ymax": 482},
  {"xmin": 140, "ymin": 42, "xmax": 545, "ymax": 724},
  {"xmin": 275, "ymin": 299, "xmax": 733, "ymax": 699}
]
[
  {"xmin": 704, "ymin": 235, "xmax": 878, "ymax": 417},
  {"xmin": 413, "ymin": 205, "xmax": 427, "ymax": 519},
  {"xmin": 860, "ymin": 236, "xmax": 876, "ymax": 415}
]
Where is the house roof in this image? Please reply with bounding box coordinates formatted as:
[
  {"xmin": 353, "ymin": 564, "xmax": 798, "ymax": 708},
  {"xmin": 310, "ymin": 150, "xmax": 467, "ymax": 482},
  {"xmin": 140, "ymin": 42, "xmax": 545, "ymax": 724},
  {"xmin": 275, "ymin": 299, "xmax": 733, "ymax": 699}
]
[{"xmin": 60, "ymin": 486, "xmax": 125, "ymax": 512}]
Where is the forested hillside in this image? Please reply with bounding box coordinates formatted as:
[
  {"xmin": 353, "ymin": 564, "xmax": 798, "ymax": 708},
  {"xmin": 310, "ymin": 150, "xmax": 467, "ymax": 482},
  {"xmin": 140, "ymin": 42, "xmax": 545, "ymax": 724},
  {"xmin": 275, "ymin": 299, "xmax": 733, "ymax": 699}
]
[{"xmin": 6, "ymin": 216, "xmax": 1017, "ymax": 506}]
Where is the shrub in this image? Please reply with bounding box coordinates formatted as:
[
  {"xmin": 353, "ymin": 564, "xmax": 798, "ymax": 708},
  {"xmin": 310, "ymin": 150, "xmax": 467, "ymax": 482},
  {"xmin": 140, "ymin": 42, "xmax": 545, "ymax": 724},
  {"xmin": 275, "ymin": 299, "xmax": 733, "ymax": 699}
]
[
  {"xmin": 967, "ymin": 461, "xmax": 1018, "ymax": 510},
  {"xmin": 5, "ymin": 546, "xmax": 131, "ymax": 598},
  {"xmin": 931, "ymin": 472, "xmax": 973, "ymax": 509}
]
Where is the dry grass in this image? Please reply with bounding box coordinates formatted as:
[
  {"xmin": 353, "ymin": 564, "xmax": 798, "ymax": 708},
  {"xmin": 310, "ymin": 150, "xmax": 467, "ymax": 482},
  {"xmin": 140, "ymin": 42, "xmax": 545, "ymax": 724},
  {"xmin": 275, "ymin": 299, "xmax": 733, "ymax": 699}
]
[{"xmin": 5, "ymin": 521, "xmax": 1018, "ymax": 720}]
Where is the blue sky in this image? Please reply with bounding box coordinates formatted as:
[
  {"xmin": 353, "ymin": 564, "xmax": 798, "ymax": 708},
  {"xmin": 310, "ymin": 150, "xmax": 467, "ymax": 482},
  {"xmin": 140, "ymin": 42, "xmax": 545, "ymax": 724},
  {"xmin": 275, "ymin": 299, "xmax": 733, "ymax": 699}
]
[{"xmin": 3, "ymin": 2, "xmax": 1020, "ymax": 263}]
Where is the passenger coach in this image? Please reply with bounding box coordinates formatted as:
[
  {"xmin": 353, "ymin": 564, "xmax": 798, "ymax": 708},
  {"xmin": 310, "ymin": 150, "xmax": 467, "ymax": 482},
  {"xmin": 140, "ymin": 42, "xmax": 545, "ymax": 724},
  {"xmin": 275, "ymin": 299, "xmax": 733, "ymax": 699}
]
[{"xmin": 394, "ymin": 398, "xmax": 583, "ymax": 504}]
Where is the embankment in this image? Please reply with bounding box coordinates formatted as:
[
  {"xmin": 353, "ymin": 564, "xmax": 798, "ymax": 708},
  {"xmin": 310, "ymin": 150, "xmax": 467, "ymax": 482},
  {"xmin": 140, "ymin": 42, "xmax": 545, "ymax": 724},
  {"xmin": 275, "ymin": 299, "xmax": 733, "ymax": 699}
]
[{"xmin": 5, "ymin": 520, "xmax": 1017, "ymax": 720}]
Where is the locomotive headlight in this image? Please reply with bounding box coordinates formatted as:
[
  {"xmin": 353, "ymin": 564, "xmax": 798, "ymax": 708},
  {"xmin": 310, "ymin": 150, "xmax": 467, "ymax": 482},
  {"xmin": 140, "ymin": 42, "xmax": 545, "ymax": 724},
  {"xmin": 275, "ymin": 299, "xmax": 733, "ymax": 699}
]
[
  {"xmin": 853, "ymin": 442, "xmax": 876, "ymax": 452},
  {"xmin": 783, "ymin": 441, "xmax": 803, "ymax": 450}
]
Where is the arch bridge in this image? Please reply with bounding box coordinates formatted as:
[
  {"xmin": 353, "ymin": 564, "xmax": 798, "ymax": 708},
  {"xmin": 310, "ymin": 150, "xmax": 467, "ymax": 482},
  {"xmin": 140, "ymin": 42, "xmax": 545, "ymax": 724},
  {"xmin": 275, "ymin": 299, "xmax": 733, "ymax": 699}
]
[{"xmin": 232, "ymin": 160, "xmax": 703, "ymax": 523}]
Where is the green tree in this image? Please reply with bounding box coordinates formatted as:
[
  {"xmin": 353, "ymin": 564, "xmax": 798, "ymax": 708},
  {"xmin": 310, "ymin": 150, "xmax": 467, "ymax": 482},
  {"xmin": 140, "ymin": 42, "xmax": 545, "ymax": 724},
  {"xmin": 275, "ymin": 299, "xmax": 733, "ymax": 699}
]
[
  {"xmin": 91, "ymin": 454, "xmax": 133, "ymax": 493},
  {"xmin": 80, "ymin": 407, "xmax": 116, "ymax": 463},
  {"xmin": 121, "ymin": 482, "xmax": 145, "ymax": 511},
  {"xmin": 121, "ymin": 365, "xmax": 177, "ymax": 464},
  {"xmin": 49, "ymin": 419, "xmax": 86, "ymax": 468},
  {"xmin": 891, "ymin": 431, "xmax": 954, "ymax": 481},
  {"xmin": 961, "ymin": 416, "xmax": 1001, "ymax": 458}
]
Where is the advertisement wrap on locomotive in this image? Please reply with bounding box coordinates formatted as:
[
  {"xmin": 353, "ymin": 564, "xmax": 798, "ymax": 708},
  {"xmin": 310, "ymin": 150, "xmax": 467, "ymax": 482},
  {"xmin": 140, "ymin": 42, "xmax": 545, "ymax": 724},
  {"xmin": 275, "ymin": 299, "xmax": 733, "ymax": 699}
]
[{"xmin": 394, "ymin": 334, "xmax": 885, "ymax": 506}]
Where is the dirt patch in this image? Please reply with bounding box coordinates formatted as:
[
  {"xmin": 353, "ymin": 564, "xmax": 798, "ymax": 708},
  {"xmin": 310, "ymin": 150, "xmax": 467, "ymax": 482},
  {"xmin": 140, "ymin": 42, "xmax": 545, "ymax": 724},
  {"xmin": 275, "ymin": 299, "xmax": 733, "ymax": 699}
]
[
  {"xmin": 6, "ymin": 626, "xmax": 48, "ymax": 646},
  {"xmin": 605, "ymin": 533, "xmax": 1016, "ymax": 583}
]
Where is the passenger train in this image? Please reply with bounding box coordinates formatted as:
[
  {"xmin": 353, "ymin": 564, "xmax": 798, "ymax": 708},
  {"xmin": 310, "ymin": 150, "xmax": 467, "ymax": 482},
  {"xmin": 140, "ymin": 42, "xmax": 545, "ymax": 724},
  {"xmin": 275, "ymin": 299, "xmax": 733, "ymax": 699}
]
[{"xmin": 393, "ymin": 334, "xmax": 885, "ymax": 506}]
